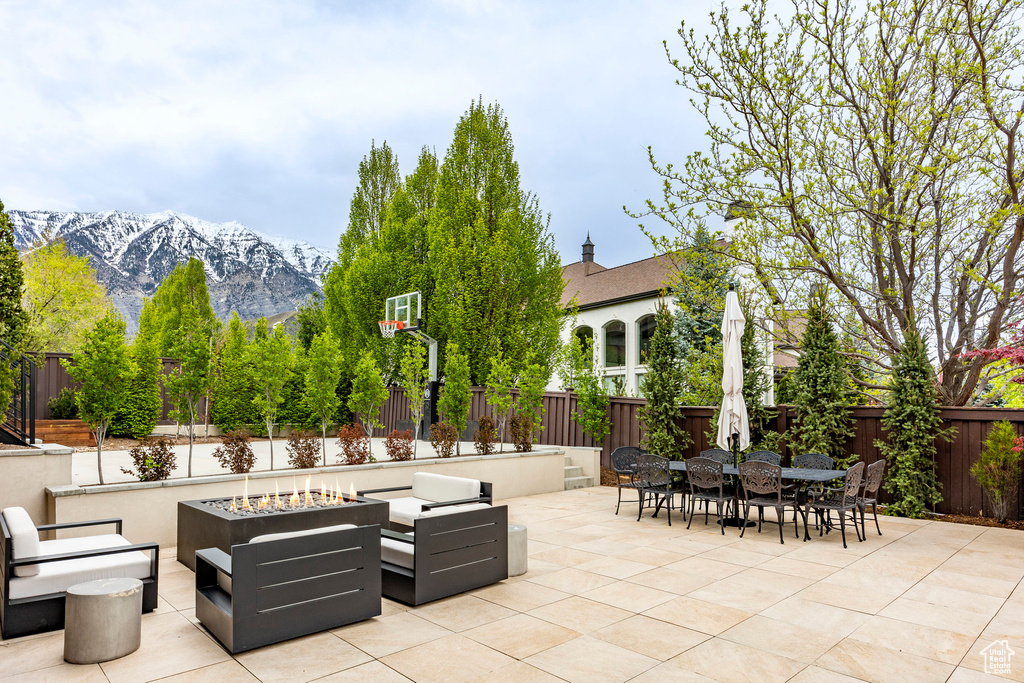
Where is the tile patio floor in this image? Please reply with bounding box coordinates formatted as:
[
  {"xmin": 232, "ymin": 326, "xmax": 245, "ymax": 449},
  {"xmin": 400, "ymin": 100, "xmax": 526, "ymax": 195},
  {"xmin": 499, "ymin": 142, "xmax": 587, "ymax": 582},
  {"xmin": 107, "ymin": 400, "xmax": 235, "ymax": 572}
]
[{"xmin": 2, "ymin": 486, "xmax": 1022, "ymax": 682}]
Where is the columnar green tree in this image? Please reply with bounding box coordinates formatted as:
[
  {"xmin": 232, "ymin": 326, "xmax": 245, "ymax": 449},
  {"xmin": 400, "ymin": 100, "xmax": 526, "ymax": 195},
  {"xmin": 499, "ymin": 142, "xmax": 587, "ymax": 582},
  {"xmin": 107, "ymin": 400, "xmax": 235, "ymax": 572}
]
[
  {"xmin": 165, "ymin": 304, "xmax": 215, "ymax": 477},
  {"xmin": 348, "ymin": 350, "xmax": 388, "ymax": 459},
  {"xmin": 304, "ymin": 330, "xmax": 343, "ymax": 465},
  {"xmin": 568, "ymin": 336, "xmax": 611, "ymax": 446},
  {"xmin": 439, "ymin": 344, "xmax": 472, "ymax": 456},
  {"xmin": 429, "ymin": 99, "xmax": 563, "ymax": 382},
  {"xmin": 20, "ymin": 236, "xmax": 109, "ymax": 353},
  {"xmin": 211, "ymin": 312, "xmax": 259, "ymax": 431},
  {"xmin": 515, "ymin": 352, "xmax": 548, "ymax": 446},
  {"xmin": 62, "ymin": 310, "xmax": 134, "ymax": 485},
  {"xmin": 250, "ymin": 321, "xmax": 293, "ymax": 469},
  {"xmin": 485, "ymin": 351, "xmax": 515, "ymax": 452},
  {"xmin": 639, "ymin": 0, "xmax": 1024, "ymax": 405},
  {"xmin": 0, "ymin": 198, "xmax": 27, "ymax": 350},
  {"xmin": 639, "ymin": 302, "xmax": 689, "ymax": 459},
  {"xmin": 787, "ymin": 291, "xmax": 855, "ymax": 464},
  {"xmin": 147, "ymin": 258, "xmax": 217, "ymax": 357},
  {"xmin": 110, "ymin": 319, "xmax": 162, "ymax": 439},
  {"xmin": 399, "ymin": 342, "xmax": 429, "ymax": 457},
  {"xmin": 877, "ymin": 327, "xmax": 953, "ymax": 518},
  {"xmin": 337, "ymin": 140, "xmax": 402, "ymax": 269},
  {"xmin": 295, "ymin": 292, "xmax": 326, "ymax": 352}
]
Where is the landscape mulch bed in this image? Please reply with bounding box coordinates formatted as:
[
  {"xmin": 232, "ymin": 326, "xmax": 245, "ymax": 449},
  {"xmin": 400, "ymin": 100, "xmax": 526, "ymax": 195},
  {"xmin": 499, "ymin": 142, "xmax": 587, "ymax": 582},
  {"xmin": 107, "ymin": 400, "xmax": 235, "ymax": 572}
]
[{"xmin": 74, "ymin": 434, "xmax": 272, "ymax": 452}]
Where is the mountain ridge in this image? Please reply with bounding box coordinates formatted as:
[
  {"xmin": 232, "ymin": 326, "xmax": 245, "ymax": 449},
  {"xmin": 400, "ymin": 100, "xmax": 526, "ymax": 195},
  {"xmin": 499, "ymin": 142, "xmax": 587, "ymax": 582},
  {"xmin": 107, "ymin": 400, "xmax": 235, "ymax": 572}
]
[{"xmin": 9, "ymin": 209, "xmax": 334, "ymax": 332}]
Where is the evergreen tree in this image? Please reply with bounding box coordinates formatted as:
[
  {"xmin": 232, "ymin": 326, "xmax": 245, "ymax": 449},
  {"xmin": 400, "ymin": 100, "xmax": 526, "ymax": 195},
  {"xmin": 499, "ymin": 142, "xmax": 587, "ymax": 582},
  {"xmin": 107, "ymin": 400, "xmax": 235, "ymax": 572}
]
[
  {"xmin": 438, "ymin": 344, "xmax": 471, "ymax": 456},
  {"xmin": 673, "ymin": 224, "xmax": 734, "ymax": 355},
  {"xmin": 0, "ymin": 198, "xmax": 28, "ymax": 349},
  {"xmin": 211, "ymin": 312, "xmax": 260, "ymax": 431},
  {"xmin": 110, "ymin": 321, "xmax": 162, "ymax": 439},
  {"xmin": 20, "ymin": 235, "xmax": 108, "ymax": 353},
  {"xmin": 787, "ymin": 290, "xmax": 855, "ymax": 464},
  {"xmin": 877, "ymin": 326, "xmax": 953, "ymax": 518},
  {"xmin": 304, "ymin": 330, "xmax": 343, "ymax": 465},
  {"xmin": 348, "ymin": 350, "xmax": 388, "ymax": 459},
  {"xmin": 250, "ymin": 321, "xmax": 293, "ymax": 469},
  {"xmin": 639, "ymin": 302, "xmax": 690, "ymax": 459},
  {"xmin": 62, "ymin": 310, "xmax": 134, "ymax": 485},
  {"xmin": 429, "ymin": 99, "xmax": 563, "ymax": 382}
]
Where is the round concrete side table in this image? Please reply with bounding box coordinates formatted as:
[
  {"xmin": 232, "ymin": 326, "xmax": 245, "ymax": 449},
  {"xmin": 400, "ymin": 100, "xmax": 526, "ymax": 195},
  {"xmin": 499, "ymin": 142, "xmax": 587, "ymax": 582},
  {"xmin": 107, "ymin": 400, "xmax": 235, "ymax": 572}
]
[
  {"xmin": 64, "ymin": 577, "xmax": 144, "ymax": 664},
  {"xmin": 508, "ymin": 524, "xmax": 528, "ymax": 577}
]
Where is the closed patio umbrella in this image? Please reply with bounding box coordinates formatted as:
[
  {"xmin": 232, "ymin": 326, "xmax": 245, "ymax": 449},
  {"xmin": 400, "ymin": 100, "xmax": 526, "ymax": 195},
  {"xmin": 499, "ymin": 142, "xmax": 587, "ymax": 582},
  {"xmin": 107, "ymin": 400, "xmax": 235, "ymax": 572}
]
[{"xmin": 716, "ymin": 284, "xmax": 749, "ymax": 457}]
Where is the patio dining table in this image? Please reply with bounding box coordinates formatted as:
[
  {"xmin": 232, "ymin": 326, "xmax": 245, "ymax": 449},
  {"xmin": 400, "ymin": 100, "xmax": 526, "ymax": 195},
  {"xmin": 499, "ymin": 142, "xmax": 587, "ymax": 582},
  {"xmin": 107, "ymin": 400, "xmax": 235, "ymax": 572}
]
[{"xmin": 667, "ymin": 461, "xmax": 847, "ymax": 541}]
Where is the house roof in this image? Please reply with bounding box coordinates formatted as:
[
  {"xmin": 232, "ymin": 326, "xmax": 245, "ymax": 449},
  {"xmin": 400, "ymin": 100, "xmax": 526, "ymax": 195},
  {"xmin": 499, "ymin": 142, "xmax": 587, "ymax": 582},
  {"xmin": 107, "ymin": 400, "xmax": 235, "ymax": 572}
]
[{"xmin": 561, "ymin": 254, "xmax": 676, "ymax": 310}]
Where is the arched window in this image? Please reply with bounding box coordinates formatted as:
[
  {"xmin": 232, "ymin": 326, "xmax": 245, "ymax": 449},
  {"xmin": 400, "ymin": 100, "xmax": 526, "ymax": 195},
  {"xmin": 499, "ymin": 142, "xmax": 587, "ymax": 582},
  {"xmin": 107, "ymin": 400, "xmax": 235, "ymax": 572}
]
[
  {"xmin": 604, "ymin": 321, "xmax": 626, "ymax": 368},
  {"xmin": 574, "ymin": 326, "xmax": 594, "ymax": 367},
  {"xmin": 637, "ymin": 314, "xmax": 657, "ymax": 365}
]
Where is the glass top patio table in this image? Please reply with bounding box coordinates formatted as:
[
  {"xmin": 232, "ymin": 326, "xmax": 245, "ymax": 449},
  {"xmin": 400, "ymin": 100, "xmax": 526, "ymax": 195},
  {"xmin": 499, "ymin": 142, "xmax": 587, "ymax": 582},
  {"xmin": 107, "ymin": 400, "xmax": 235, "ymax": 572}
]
[{"xmin": 667, "ymin": 461, "xmax": 847, "ymax": 483}]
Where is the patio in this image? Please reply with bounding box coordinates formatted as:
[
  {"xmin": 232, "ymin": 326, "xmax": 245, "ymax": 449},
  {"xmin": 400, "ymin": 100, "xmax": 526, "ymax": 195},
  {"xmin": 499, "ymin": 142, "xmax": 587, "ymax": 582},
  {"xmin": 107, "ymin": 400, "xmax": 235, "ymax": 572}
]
[{"xmin": 1, "ymin": 485, "xmax": 1021, "ymax": 683}]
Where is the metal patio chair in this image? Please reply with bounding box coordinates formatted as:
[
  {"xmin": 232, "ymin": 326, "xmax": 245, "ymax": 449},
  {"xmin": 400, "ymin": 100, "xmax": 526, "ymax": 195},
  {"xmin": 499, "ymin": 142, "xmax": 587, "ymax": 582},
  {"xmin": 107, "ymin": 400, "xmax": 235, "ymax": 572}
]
[
  {"xmin": 858, "ymin": 459, "xmax": 886, "ymax": 536},
  {"xmin": 685, "ymin": 457, "xmax": 731, "ymax": 535},
  {"xmin": 635, "ymin": 454, "xmax": 685, "ymax": 525},
  {"xmin": 611, "ymin": 447, "xmax": 646, "ymax": 515},
  {"xmin": 738, "ymin": 460, "xmax": 803, "ymax": 543},
  {"xmin": 805, "ymin": 462, "xmax": 865, "ymax": 548},
  {"xmin": 745, "ymin": 450, "xmax": 782, "ymax": 466}
]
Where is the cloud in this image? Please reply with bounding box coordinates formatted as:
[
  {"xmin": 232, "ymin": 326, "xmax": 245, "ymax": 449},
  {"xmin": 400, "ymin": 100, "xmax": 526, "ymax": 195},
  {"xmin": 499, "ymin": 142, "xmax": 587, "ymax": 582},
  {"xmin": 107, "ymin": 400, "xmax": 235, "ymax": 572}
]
[{"xmin": 0, "ymin": 0, "xmax": 707, "ymax": 261}]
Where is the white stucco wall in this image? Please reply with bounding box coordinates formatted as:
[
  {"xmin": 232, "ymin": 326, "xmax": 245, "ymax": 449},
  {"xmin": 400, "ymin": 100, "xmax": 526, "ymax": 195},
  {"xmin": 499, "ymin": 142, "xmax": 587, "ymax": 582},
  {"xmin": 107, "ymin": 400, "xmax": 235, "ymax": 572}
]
[{"xmin": 553, "ymin": 296, "xmax": 668, "ymax": 396}]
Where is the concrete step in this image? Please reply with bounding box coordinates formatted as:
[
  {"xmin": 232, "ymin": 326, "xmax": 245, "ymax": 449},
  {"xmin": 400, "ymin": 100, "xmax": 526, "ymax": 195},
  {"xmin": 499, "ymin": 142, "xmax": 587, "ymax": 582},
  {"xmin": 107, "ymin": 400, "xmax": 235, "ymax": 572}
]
[
  {"xmin": 564, "ymin": 465, "xmax": 584, "ymax": 478},
  {"xmin": 564, "ymin": 476, "xmax": 593, "ymax": 490},
  {"xmin": 564, "ymin": 455, "xmax": 573, "ymax": 467}
]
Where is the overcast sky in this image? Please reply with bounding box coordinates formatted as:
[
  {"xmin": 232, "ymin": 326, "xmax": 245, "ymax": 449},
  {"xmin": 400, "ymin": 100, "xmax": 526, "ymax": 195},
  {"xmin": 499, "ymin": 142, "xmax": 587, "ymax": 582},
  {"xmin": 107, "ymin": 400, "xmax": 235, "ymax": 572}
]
[{"xmin": 0, "ymin": 0, "xmax": 725, "ymax": 267}]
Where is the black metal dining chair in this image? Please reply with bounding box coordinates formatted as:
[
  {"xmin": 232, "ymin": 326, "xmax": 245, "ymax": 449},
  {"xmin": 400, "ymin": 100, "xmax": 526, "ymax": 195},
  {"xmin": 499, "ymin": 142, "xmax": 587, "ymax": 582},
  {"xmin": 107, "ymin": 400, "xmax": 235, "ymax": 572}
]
[
  {"xmin": 745, "ymin": 450, "xmax": 782, "ymax": 466},
  {"xmin": 635, "ymin": 454, "xmax": 686, "ymax": 525},
  {"xmin": 805, "ymin": 462, "xmax": 865, "ymax": 548},
  {"xmin": 858, "ymin": 459, "xmax": 886, "ymax": 536},
  {"xmin": 685, "ymin": 457, "xmax": 731, "ymax": 535},
  {"xmin": 611, "ymin": 447, "xmax": 646, "ymax": 515},
  {"xmin": 793, "ymin": 453, "xmax": 834, "ymax": 470},
  {"xmin": 738, "ymin": 461, "xmax": 803, "ymax": 543},
  {"xmin": 700, "ymin": 448, "xmax": 734, "ymax": 465}
]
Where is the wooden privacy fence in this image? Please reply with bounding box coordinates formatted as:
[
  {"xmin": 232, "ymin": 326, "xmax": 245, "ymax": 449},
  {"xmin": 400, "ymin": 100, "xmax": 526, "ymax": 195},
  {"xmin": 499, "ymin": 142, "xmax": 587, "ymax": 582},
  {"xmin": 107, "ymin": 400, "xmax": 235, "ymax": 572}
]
[
  {"xmin": 376, "ymin": 388, "xmax": 1024, "ymax": 520},
  {"xmin": 32, "ymin": 352, "xmax": 194, "ymax": 425}
]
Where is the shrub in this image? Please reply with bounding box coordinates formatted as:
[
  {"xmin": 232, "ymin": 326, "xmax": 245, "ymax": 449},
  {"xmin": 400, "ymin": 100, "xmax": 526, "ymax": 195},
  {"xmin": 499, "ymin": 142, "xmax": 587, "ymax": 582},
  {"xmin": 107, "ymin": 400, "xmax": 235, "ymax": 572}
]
[
  {"xmin": 213, "ymin": 429, "xmax": 256, "ymax": 474},
  {"xmin": 510, "ymin": 412, "xmax": 533, "ymax": 453},
  {"xmin": 48, "ymin": 387, "xmax": 79, "ymax": 419},
  {"xmin": 430, "ymin": 421, "xmax": 458, "ymax": 458},
  {"xmin": 971, "ymin": 420, "xmax": 1023, "ymax": 523},
  {"xmin": 286, "ymin": 428, "xmax": 320, "ymax": 470},
  {"xmin": 121, "ymin": 437, "xmax": 177, "ymax": 481},
  {"xmin": 385, "ymin": 429, "xmax": 414, "ymax": 461},
  {"xmin": 474, "ymin": 415, "xmax": 496, "ymax": 456},
  {"xmin": 337, "ymin": 423, "xmax": 370, "ymax": 465}
]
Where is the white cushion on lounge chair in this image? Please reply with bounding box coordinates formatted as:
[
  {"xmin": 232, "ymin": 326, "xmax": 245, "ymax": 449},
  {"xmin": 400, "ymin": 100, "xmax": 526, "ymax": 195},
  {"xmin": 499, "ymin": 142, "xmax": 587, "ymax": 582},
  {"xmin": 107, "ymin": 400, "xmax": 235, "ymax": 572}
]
[
  {"xmin": 249, "ymin": 524, "xmax": 356, "ymax": 544},
  {"xmin": 380, "ymin": 533, "xmax": 414, "ymax": 569},
  {"xmin": 9, "ymin": 534, "xmax": 151, "ymax": 600},
  {"xmin": 411, "ymin": 472, "xmax": 480, "ymax": 503},
  {"xmin": 387, "ymin": 497, "xmax": 432, "ymax": 527},
  {"xmin": 2, "ymin": 507, "xmax": 40, "ymax": 577},
  {"xmin": 419, "ymin": 503, "xmax": 492, "ymax": 518}
]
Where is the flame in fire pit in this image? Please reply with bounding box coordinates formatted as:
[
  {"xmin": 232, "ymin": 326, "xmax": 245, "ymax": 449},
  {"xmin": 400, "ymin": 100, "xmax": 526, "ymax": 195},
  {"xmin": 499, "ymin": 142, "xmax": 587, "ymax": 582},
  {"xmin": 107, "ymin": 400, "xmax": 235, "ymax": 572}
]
[{"xmin": 214, "ymin": 476, "xmax": 360, "ymax": 516}]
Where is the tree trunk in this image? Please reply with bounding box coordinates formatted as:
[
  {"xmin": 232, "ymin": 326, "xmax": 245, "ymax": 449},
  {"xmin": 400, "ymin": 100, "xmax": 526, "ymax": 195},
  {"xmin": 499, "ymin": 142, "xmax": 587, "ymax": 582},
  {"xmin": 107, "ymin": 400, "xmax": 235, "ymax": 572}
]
[
  {"xmin": 94, "ymin": 424, "xmax": 104, "ymax": 486},
  {"xmin": 321, "ymin": 422, "xmax": 327, "ymax": 467},
  {"xmin": 267, "ymin": 418, "xmax": 274, "ymax": 471}
]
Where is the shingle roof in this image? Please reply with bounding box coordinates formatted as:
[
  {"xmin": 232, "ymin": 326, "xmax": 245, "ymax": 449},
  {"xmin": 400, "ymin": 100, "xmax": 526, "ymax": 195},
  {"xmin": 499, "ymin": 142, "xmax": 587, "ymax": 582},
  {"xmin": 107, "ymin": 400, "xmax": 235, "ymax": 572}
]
[{"xmin": 561, "ymin": 254, "xmax": 676, "ymax": 309}]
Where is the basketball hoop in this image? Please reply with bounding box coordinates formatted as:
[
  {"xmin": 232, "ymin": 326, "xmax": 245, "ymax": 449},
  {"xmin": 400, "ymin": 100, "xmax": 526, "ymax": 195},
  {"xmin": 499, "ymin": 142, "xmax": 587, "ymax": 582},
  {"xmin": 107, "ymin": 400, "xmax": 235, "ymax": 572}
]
[{"xmin": 378, "ymin": 320, "xmax": 404, "ymax": 339}]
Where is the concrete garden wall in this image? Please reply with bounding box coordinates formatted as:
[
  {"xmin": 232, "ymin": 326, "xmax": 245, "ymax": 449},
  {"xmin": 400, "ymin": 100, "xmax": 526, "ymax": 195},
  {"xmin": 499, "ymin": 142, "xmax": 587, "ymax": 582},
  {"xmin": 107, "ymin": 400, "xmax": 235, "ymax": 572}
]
[
  {"xmin": 0, "ymin": 444, "xmax": 74, "ymax": 525},
  {"xmin": 46, "ymin": 446, "xmax": 600, "ymax": 548}
]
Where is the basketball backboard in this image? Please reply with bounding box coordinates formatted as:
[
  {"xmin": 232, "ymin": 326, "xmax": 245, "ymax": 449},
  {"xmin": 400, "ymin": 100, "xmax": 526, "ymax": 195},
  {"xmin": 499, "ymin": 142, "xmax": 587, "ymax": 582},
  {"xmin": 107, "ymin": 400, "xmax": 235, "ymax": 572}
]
[{"xmin": 384, "ymin": 291, "xmax": 421, "ymax": 330}]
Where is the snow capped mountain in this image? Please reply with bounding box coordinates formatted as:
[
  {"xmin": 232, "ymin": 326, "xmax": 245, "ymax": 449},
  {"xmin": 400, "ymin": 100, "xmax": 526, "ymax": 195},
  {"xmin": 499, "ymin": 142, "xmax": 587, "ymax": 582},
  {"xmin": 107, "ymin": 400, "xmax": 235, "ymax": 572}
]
[{"xmin": 9, "ymin": 209, "xmax": 334, "ymax": 332}]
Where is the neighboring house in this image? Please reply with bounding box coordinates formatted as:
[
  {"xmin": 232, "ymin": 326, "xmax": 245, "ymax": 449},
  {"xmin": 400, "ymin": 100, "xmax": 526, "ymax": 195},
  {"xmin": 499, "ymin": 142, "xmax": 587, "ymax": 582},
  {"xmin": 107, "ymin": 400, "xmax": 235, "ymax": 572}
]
[{"xmin": 557, "ymin": 235, "xmax": 675, "ymax": 395}]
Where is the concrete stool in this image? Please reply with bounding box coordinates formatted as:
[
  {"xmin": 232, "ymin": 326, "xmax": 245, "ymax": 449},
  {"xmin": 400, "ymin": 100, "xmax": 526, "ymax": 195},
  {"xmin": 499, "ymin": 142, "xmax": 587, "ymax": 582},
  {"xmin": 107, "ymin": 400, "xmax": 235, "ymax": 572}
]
[
  {"xmin": 64, "ymin": 578, "xmax": 144, "ymax": 664},
  {"xmin": 508, "ymin": 524, "xmax": 528, "ymax": 577}
]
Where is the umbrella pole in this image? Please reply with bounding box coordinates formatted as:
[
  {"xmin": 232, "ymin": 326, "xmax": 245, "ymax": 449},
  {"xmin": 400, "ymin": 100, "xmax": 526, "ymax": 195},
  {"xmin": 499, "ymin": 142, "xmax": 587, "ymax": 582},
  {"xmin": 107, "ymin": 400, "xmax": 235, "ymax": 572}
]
[{"xmin": 723, "ymin": 431, "xmax": 754, "ymax": 528}]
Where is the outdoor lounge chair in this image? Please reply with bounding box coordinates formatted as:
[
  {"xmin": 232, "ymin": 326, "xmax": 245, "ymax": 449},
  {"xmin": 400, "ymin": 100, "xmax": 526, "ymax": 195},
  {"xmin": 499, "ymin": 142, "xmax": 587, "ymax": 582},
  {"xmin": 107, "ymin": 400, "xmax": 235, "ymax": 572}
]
[
  {"xmin": 194, "ymin": 523, "xmax": 381, "ymax": 653},
  {"xmin": 359, "ymin": 472, "xmax": 492, "ymax": 531},
  {"xmin": 0, "ymin": 507, "xmax": 159, "ymax": 639},
  {"xmin": 380, "ymin": 504, "xmax": 508, "ymax": 606}
]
